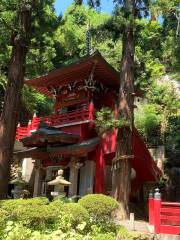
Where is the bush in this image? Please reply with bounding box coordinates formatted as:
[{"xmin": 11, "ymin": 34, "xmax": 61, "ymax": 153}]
[
  {"xmin": 79, "ymin": 194, "xmax": 119, "ymax": 220},
  {"xmin": 4, "ymin": 223, "xmax": 32, "ymax": 240},
  {"xmin": 0, "ymin": 198, "xmax": 59, "ymax": 230},
  {"xmin": 92, "ymin": 233, "xmax": 116, "ymax": 240},
  {"xmin": 0, "ymin": 197, "xmax": 49, "ymax": 212},
  {"xmin": 0, "ymin": 209, "xmax": 9, "ymax": 238},
  {"xmin": 61, "ymin": 203, "xmax": 90, "ymax": 230}
]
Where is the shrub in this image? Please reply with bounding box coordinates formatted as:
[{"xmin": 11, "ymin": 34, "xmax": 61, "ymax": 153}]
[
  {"xmin": 0, "ymin": 209, "xmax": 9, "ymax": 238},
  {"xmin": 4, "ymin": 223, "xmax": 32, "ymax": 240},
  {"xmin": 61, "ymin": 203, "xmax": 90, "ymax": 230},
  {"xmin": 0, "ymin": 198, "xmax": 59, "ymax": 230},
  {"xmin": 12, "ymin": 204, "xmax": 60, "ymax": 229},
  {"xmin": 0, "ymin": 197, "xmax": 49, "ymax": 212},
  {"xmin": 79, "ymin": 194, "xmax": 119, "ymax": 220},
  {"xmin": 92, "ymin": 233, "xmax": 116, "ymax": 240}
]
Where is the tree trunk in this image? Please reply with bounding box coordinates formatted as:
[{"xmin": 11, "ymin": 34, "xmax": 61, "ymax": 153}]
[
  {"xmin": 112, "ymin": 0, "xmax": 135, "ymax": 219},
  {"xmin": 0, "ymin": 3, "xmax": 32, "ymax": 199}
]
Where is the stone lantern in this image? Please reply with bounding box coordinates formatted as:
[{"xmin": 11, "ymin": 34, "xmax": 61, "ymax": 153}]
[
  {"xmin": 10, "ymin": 171, "xmax": 26, "ymax": 199},
  {"xmin": 47, "ymin": 169, "xmax": 71, "ymax": 197}
]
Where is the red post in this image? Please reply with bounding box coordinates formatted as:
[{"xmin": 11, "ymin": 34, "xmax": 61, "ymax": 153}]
[
  {"xmin": 27, "ymin": 120, "xmax": 32, "ymax": 136},
  {"xmin": 95, "ymin": 143, "xmax": 105, "ymax": 194},
  {"xmin": 16, "ymin": 123, "xmax": 21, "ymax": 140},
  {"xmin": 148, "ymin": 190, "xmax": 154, "ymax": 225},
  {"xmin": 31, "ymin": 112, "xmax": 37, "ymax": 130},
  {"xmin": 89, "ymin": 99, "xmax": 95, "ymax": 128},
  {"xmin": 153, "ymin": 188, "xmax": 161, "ymax": 234}
]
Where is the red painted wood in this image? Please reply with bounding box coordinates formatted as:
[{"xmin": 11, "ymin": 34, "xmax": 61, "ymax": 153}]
[
  {"xmin": 95, "ymin": 143, "xmax": 105, "ymax": 194},
  {"xmin": 149, "ymin": 197, "xmax": 180, "ymax": 235},
  {"xmin": 154, "ymin": 198, "xmax": 161, "ymax": 234},
  {"xmin": 89, "ymin": 100, "xmax": 95, "ymax": 129},
  {"xmin": 160, "ymin": 225, "xmax": 180, "ymax": 235},
  {"xmin": 161, "ymin": 208, "xmax": 180, "ymax": 214},
  {"xmin": 149, "ymin": 197, "xmax": 154, "ymax": 225},
  {"xmin": 16, "ymin": 108, "xmax": 91, "ymax": 140},
  {"xmin": 162, "ymin": 202, "xmax": 180, "ymax": 207}
]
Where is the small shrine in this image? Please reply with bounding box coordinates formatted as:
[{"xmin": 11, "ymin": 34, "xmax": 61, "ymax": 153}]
[{"xmin": 15, "ymin": 51, "xmax": 161, "ymax": 200}]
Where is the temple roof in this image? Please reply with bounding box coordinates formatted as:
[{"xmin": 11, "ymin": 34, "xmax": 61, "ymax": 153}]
[
  {"xmin": 14, "ymin": 137, "xmax": 101, "ymax": 158},
  {"xmin": 25, "ymin": 51, "xmax": 120, "ymax": 97},
  {"xmin": 20, "ymin": 124, "xmax": 80, "ymax": 147}
]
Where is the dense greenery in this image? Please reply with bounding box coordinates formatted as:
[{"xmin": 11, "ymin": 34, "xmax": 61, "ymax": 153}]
[{"xmin": 0, "ymin": 195, "xmax": 121, "ymax": 240}]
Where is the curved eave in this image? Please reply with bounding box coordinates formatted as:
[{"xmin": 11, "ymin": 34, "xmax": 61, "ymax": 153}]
[
  {"xmin": 48, "ymin": 137, "xmax": 100, "ymax": 156},
  {"xmin": 14, "ymin": 137, "xmax": 100, "ymax": 159},
  {"xmin": 25, "ymin": 51, "xmax": 120, "ymax": 97},
  {"xmin": 21, "ymin": 131, "xmax": 80, "ymax": 147}
]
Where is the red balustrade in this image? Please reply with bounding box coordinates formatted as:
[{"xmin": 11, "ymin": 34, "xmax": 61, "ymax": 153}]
[
  {"xmin": 16, "ymin": 108, "xmax": 92, "ymax": 140},
  {"xmin": 149, "ymin": 189, "xmax": 180, "ymax": 235}
]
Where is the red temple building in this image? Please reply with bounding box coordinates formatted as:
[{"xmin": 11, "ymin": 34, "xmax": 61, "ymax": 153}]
[{"xmin": 14, "ymin": 52, "xmax": 161, "ymax": 199}]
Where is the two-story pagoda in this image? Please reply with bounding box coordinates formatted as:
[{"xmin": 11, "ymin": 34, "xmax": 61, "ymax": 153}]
[{"xmin": 15, "ymin": 51, "xmax": 161, "ymax": 199}]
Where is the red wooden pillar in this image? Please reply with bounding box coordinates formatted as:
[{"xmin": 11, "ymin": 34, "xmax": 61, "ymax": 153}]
[
  {"xmin": 89, "ymin": 99, "xmax": 95, "ymax": 128},
  {"xmin": 148, "ymin": 190, "xmax": 154, "ymax": 225},
  {"xmin": 154, "ymin": 188, "xmax": 161, "ymax": 234},
  {"xmin": 95, "ymin": 143, "xmax": 105, "ymax": 194},
  {"xmin": 27, "ymin": 120, "xmax": 32, "ymax": 136}
]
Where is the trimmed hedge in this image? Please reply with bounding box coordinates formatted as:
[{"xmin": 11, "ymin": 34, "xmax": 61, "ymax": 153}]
[
  {"xmin": 79, "ymin": 194, "xmax": 119, "ymax": 220},
  {"xmin": 0, "ymin": 197, "xmax": 49, "ymax": 211},
  {"xmin": 0, "ymin": 197, "xmax": 59, "ymax": 230},
  {"xmin": 62, "ymin": 203, "xmax": 90, "ymax": 229}
]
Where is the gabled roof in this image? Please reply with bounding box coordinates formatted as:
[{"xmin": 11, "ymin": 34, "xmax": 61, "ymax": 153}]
[{"xmin": 25, "ymin": 51, "xmax": 120, "ymax": 97}]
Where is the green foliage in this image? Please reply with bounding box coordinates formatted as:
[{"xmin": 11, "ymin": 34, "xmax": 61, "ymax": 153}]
[
  {"xmin": 165, "ymin": 115, "xmax": 180, "ymax": 167},
  {"xmin": 61, "ymin": 203, "xmax": 90, "ymax": 230},
  {"xmin": 4, "ymin": 222, "xmax": 32, "ymax": 240},
  {"xmin": 92, "ymin": 233, "xmax": 115, "ymax": 240},
  {"xmin": 54, "ymin": 4, "xmax": 109, "ymax": 64},
  {"xmin": 95, "ymin": 107, "xmax": 129, "ymax": 136},
  {"xmin": 21, "ymin": 86, "xmax": 54, "ymax": 117},
  {"xmin": 79, "ymin": 194, "xmax": 119, "ymax": 220},
  {"xmin": 0, "ymin": 197, "xmax": 49, "ymax": 210},
  {"xmin": 0, "ymin": 0, "xmax": 60, "ymax": 119},
  {"xmin": 0, "ymin": 209, "xmax": 9, "ymax": 238},
  {"xmin": 135, "ymin": 103, "xmax": 161, "ymax": 146},
  {"xmin": 0, "ymin": 197, "xmax": 60, "ymax": 230},
  {"xmin": 0, "ymin": 196, "xmax": 145, "ymax": 240}
]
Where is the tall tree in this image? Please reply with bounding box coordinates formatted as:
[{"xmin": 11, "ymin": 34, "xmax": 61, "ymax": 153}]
[
  {"xmin": 0, "ymin": 0, "xmax": 60, "ymax": 198},
  {"xmin": 0, "ymin": 0, "xmax": 33, "ymax": 198},
  {"xmin": 112, "ymin": 0, "xmax": 135, "ymax": 219},
  {"xmin": 112, "ymin": 0, "xmax": 149, "ymax": 219}
]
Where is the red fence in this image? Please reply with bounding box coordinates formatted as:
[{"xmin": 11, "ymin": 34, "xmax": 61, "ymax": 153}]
[
  {"xmin": 149, "ymin": 189, "xmax": 180, "ymax": 235},
  {"xmin": 16, "ymin": 107, "xmax": 92, "ymax": 140}
]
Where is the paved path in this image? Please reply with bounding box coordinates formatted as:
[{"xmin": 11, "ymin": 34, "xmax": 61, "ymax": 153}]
[{"xmin": 116, "ymin": 219, "xmax": 150, "ymax": 232}]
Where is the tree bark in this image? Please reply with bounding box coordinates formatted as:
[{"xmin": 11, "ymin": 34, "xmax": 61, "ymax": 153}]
[
  {"xmin": 112, "ymin": 0, "xmax": 135, "ymax": 219},
  {"xmin": 0, "ymin": 3, "xmax": 32, "ymax": 199}
]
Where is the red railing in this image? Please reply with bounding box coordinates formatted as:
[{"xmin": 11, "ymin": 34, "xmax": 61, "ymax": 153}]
[
  {"xmin": 149, "ymin": 189, "xmax": 180, "ymax": 235},
  {"xmin": 16, "ymin": 106, "xmax": 93, "ymax": 140}
]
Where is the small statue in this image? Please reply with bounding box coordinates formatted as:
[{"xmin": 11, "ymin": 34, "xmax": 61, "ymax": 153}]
[{"xmin": 47, "ymin": 169, "xmax": 71, "ymax": 197}]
